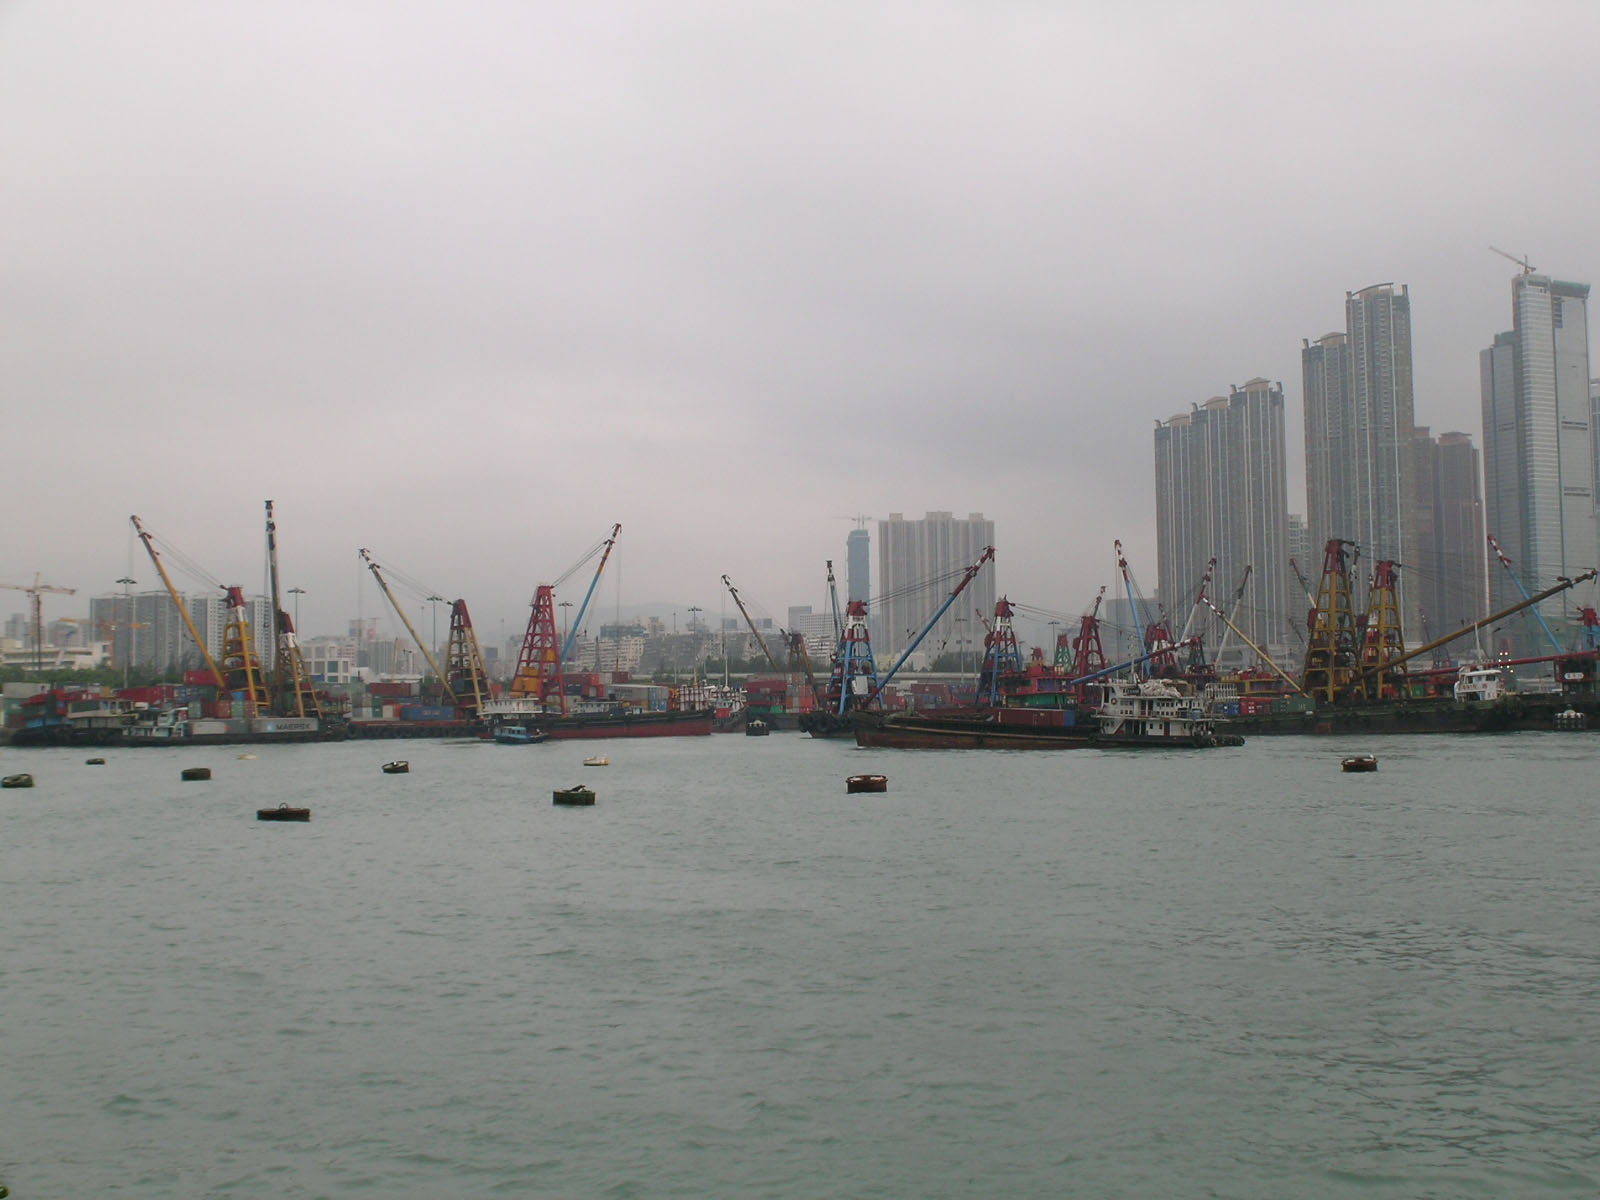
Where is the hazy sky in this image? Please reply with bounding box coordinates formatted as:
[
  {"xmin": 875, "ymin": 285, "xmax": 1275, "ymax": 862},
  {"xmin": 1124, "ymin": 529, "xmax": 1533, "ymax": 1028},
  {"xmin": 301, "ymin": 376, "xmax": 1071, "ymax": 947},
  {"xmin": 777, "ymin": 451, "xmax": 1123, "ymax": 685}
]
[{"xmin": 4, "ymin": 1, "xmax": 1598, "ymax": 645}]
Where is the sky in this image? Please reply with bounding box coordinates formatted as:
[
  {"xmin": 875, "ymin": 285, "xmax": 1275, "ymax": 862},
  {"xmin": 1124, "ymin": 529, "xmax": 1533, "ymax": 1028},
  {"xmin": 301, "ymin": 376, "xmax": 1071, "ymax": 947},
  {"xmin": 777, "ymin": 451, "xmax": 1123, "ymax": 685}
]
[{"xmin": 4, "ymin": 0, "xmax": 1599, "ymax": 648}]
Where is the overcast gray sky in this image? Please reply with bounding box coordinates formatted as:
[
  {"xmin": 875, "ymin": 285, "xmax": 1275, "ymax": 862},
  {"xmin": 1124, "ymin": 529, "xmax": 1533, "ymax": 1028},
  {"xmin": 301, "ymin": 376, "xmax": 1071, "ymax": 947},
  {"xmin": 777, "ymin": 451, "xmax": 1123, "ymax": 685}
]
[{"xmin": 4, "ymin": 0, "xmax": 1598, "ymax": 644}]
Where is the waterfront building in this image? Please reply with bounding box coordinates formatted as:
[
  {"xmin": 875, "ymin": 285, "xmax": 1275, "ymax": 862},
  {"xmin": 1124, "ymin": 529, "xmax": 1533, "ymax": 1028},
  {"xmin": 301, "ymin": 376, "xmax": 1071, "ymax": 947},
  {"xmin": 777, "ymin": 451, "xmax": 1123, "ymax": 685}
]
[
  {"xmin": 1480, "ymin": 272, "xmax": 1595, "ymax": 656},
  {"xmin": 877, "ymin": 512, "xmax": 996, "ymax": 656},
  {"xmin": 88, "ymin": 589, "xmax": 203, "ymax": 674},
  {"xmin": 1153, "ymin": 380, "xmax": 1292, "ymax": 664}
]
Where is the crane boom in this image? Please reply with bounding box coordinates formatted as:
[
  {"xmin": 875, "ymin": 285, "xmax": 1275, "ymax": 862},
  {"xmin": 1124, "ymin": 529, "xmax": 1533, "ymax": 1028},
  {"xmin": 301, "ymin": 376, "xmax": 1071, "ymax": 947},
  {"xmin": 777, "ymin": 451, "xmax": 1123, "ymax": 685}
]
[
  {"xmin": 1354, "ymin": 568, "xmax": 1597, "ymax": 684},
  {"xmin": 359, "ymin": 549, "xmax": 450, "ymax": 692},
  {"xmin": 560, "ymin": 523, "xmax": 622, "ymax": 660},
  {"xmin": 129, "ymin": 515, "xmax": 227, "ymax": 690},
  {"xmin": 1486, "ymin": 534, "xmax": 1562, "ymax": 654},
  {"xmin": 722, "ymin": 574, "xmax": 784, "ymax": 673},
  {"xmin": 1489, "ymin": 245, "xmax": 1536, "ymax": 275},
  {"xmin": 872, "ymin": 546, "xmax": 995, "ymax": 699},
  {"xmin": 1201, "ymin": 595, "xmax": 1306, "ymax": 696}
]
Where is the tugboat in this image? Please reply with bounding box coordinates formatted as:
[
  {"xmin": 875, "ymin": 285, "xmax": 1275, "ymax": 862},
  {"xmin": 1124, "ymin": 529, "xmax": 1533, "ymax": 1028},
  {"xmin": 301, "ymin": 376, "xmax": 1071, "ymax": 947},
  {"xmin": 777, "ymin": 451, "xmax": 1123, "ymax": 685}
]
[{"xmin": 493, "ymin": 724, "xmax": 548, "ymax": 745}]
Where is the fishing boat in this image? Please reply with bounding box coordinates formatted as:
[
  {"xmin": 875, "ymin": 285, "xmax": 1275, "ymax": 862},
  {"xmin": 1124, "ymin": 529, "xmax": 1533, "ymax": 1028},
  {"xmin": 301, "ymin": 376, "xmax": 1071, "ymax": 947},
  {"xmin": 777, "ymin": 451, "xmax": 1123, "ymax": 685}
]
[
  {"xmin": 582, "ymin": 755, "xmax": 609, "ymax": 766},
  {"xmin": 2, "ymin": 773, "xmax": 34, "ymax": 788},
  {"xmin": 494, "ymin": 724, "xmax": 548, "ymax": 745},
  {"xmin": 1341, "ymin": 755, "xmax": 1379, "ymax": 772},
  {"xmin": 180, "ymin": 766, "xmax": 212, "ymax": 781},
  {"xmin": 382, "ymin": 760, "xmax": 409, "ymax": 774},
  {"xmin": 257, "ymin": 803, "xmax": 311, "ymax": 821},
  {"xmin": 1091, "ymin": 678, "xmax": 1240, "ymax": 748},
  {"xmin": 846, "ymin": 774, "xmax": 887, "ymax": 794},
  {"xmin": 553, "ymin": 785, "xmax": 596, "ymax": 806}
]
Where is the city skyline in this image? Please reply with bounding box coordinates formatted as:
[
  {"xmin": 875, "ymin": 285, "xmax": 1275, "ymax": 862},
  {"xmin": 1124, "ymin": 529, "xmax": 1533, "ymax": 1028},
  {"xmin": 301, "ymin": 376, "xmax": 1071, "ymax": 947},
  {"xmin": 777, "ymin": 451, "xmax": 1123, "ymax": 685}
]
[{"xmin": 4, "ymin": 4, "xmax": 1600, "ymax": 641}]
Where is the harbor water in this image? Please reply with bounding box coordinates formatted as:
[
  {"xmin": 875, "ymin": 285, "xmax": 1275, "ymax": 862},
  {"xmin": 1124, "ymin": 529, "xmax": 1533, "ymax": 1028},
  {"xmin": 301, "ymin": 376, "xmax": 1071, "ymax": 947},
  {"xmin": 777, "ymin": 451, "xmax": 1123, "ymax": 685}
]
[{"xmin": 2, "ymin": 732, "xmax": 1597, "ymax": 1197}]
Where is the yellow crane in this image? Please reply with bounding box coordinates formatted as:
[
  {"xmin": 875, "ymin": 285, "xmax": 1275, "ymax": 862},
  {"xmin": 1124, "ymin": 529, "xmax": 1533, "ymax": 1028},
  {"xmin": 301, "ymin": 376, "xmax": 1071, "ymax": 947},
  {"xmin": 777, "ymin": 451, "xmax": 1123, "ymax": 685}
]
[{"xmin": 0, "ymin": 574, "xmax": 78, "ymax": 672}]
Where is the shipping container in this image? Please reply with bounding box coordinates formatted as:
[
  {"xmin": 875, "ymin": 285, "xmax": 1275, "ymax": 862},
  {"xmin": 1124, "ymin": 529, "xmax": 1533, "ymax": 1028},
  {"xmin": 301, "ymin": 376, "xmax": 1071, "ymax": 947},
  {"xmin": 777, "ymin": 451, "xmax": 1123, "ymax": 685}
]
[{"xmin": 399, "ymin": 704, "xmax": 457, "ymax": 722}]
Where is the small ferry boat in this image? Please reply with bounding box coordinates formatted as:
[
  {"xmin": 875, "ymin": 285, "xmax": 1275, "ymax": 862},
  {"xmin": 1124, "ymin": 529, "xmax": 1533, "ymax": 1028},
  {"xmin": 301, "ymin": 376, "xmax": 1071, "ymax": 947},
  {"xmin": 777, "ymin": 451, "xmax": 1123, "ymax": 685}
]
[
  {"xmin": 582, "ymin": 755, "xmax": 609, "ymax": 767},
  {"xmin": 494, "ymin": 725, "xmax": 548, "ymax": 745},
  {"xmin": 1091, "ymin": 678, "xmax": 1239, "ymax": 748},
  {"xmin": 846, "ymin": 774, "xmax": 888, "ymax": 794},
  {"xmin": 745, "ymin": 717, "xmax": 770, "ymax": 736},
  {"xmin": 553, "ymin": 785, "xmax": 596, "ymax": 806}
]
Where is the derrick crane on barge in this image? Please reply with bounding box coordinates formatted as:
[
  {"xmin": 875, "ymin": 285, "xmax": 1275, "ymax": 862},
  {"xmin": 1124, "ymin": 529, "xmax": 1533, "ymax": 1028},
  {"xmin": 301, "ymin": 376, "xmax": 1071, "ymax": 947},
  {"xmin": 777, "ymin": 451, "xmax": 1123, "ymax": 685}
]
[
  {"xmin": 1301, "ymin": 539, "xmax": 1363, "ymax": 704},
  {"xmin": 976, "ymin": 597, "xmax": 1024, "ymax": 706},
  {"xmin": 799, "ymin": 561, "xmax": 884, "ymax": 737},
  {"xmin": 357, "ymin": 548, "xmax": 493, "ymax": 719},
  {"xmin": 506, "ymin": 523, "xmax": 622, "ymax": 715},
  {"xmin": 444, "ymin": 601, "xmax": 493, "ymax": 720},
  {"xmin": 1357, "ymin": 560, "xmax": 1406, "ymax": 701}
]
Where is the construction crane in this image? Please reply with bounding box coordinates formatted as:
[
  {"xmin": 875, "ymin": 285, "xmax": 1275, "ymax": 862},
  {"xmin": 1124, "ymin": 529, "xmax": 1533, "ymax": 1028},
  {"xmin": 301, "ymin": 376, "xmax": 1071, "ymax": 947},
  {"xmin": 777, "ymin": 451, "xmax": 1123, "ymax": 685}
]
[
  {"xmin": 0, "ymin": 574, "xmax": 78, "ymax": 673},
  {"xmin": 129, "ymin": 515, "xmax": 229, "ymax": 691},
  {"xmin": 1489, "ymin": 246, "xmax": 1537, "ymax": 275}
]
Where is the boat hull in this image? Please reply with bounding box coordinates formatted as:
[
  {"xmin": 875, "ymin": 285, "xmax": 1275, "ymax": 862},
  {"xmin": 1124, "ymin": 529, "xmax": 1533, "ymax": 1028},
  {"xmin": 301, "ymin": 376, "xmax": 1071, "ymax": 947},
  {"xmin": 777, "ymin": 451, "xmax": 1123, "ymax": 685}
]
[
  {"xmin": 852, "ymin": 712, "xmax": 1095, "ymax": 750},
  {"xmin": 1230, "ymin": 694, "xmax": 1600, "ymax": 736},
  {"xmin": 528, "ymin": 709, "xmax": 714, "ymax": 740}
]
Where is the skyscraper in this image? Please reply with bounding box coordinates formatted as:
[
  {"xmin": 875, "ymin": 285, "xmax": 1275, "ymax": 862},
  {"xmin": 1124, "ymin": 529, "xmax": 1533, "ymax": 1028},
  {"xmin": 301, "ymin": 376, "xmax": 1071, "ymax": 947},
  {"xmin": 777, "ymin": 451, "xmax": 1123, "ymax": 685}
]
[
  {"xmin": 1431, "ymin": 431, "xmax": 1488, "ymax": 637},
  {"xmin": 1347, "ymin": 283, "xmax": 1418, "ymax": 620},
  {"xmin": 877, "ymin": 512, "xmax": 995, "ymax": 657},
  {"xmin": 1301, "ymin": 331, "xmax": 1352, "ymax": 557},
  {"xmin": 1154, "ymin": 380, "xmax": 1291, "ymax": 661},
  {"xmin": 845, "ymin": 525, "xmax": 870, "ymax": 605},
  {"xmin": 1480, "ymin": 272, "xmax": 1596, "ymax": 654},
  {"xmin": 1301, "ymin": 284, "xmax": 1420, "ymax": 633}
]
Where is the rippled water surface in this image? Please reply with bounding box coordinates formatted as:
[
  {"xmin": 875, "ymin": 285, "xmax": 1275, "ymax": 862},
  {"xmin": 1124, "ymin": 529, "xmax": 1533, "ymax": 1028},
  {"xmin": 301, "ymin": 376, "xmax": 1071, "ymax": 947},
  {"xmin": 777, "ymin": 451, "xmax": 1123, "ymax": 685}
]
[{"xmin": 3, "ymin": 732, "xmax": 1597, "ymax": 1197}]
